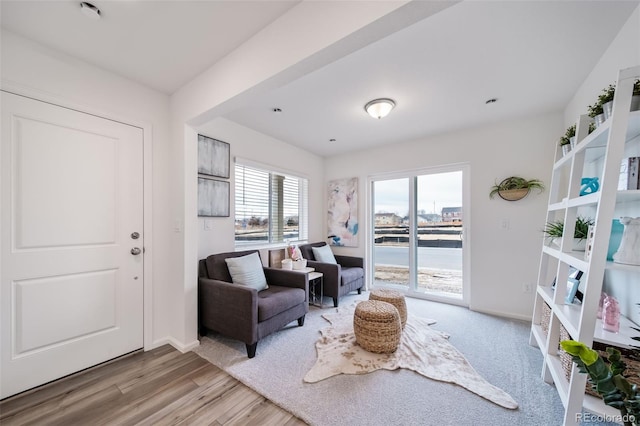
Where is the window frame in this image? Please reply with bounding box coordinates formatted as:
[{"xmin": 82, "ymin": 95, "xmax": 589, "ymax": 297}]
[{"xmin": 234, "ymin": 158, "xmax": 308, "ymax": 248}]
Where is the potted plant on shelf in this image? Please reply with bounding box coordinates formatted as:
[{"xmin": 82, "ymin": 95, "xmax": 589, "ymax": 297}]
[
  {"xmin": 560, "ymin": 340, "xmax": 640, "ymax": 426},
  {"xmin": 599, "ymin": 83, "xmax": 617, "ymax": 120},
  {"xmin": 489, "ymin": 176, "xmax": 545, "ymax": 201},
  {"xmin": 543, "ymin": 216, "xmax": 595, "ymax": 251},
  {"xmin": 559, "ymin": 125, "xmax": 576, "ymax": 156},
  {"xmin": 588, "ymin": 101, "xmax": 606, "ymax": 128}
]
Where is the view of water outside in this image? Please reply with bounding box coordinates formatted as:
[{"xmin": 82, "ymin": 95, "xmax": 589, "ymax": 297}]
[{"xmin": 373, "ymin": 171, "xmax": 463, "ymax": 296}]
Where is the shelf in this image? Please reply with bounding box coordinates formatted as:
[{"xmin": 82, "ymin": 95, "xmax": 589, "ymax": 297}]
[
  {"xmin": 616, "ymin": 189, "xmax": 640, "ymax": 203},
  {"xmin": 567, "ymin": 192, "xmax": 599, "ymax": 208},
  {"xmin": 594, "ymin": 315, "xmax": 639, "ymax": 349},
  {"xmin": 539, "ymin": 286, "xmax": 554, "ymax": 305}
]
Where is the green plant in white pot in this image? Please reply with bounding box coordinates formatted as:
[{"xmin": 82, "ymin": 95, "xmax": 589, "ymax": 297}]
[{"xmin": 543, "ymin": 216, "xmax": 594, "ymax": 251}]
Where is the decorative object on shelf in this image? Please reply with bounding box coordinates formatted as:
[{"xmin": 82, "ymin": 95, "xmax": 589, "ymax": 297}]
[
  {"xmin": 598, "ymin": 84, "xmax": 617, "ymax": 120},
  {"xmin": 281, "ymin": 258, "xmax": 293, "ymax": 270},
  {"xmin": 565, "ymin": 277, "xmax": 580, "ymax": 304},
  {"xmin": 602, "ymin": 295, "xmax": 621, "ymax": 333},
  {"xmin": 588, "ymin": 101, "xmax": 606, "ymax": 128},
  {"xmin": 543, "ymin": 216, "xmax": 595, "ymax": 251},
  {"xmin": 489, "ymin": 176, "xmax": 544, "ymax": 201},
  {"xmin": 584, "ymin": 224, "xmax": 596, "ymax": 261},
  {"xmin": 608, "ymin": 219, "xmax": 625, "ymax": 261},
  {"xmin": 580, "ymin": 177, "xmax": 599, "ymax": 196},
  {"xmin": 613, "ymin": 217, "xmax": 640, "ymax": 266},
  {"xmin": 619, "ymin": 157, "xmax": 640, "ymax": 190},
  {"xmin": 558, "ymin": 125, "xmax": 576, "ymax": 156},
  {"xmin": 292, "ymin": 259, "xmax": 308, "ymax": 270},
  {"xmin": 559, "ymin": 340, "xmax": 640, "ymax": 426}
]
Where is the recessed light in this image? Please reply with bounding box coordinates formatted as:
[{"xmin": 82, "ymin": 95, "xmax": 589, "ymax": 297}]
[
  {"xmin": 329, "ymin": 139, "xmax": 336, "ymax": 142},
  {"xmin": 485, "ymin": 98, "xmax": 498, "ymax": 104},
  {"xmin": 80, "ymin": 2, "xmax": 101, "ymax": 20},
  {"xmin": 272, "ymin": 108, "xmax": 282, "ymax": 113}
]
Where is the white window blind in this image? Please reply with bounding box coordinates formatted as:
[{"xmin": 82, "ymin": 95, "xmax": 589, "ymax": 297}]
[{"xmin": 235, "ymin": 162, "xmax": 308, "ymax": 246}]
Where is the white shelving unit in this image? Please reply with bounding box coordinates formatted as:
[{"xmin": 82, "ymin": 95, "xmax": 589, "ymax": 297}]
[{"xmin": 529, "ymin": 66, "xmax": 640, "ymax": 425}]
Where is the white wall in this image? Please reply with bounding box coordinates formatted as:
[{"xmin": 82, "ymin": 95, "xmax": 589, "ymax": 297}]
[
  {"xmin": 196, "ymin": 118, "xmax": 324, "ymax": 261},
  {"xmin": 1, "ymin": 30, "xmax": 175, "ymax": 348},
  {"xmin": 563, "ymin": 5, "xmax": 640, "ymax": 325},
  {"xmin": 324, "ymin": 112, "xmax": 562, "ymax": 320}
]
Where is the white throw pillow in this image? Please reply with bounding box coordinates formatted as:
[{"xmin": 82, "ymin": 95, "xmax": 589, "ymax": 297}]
[
  {"xmin": 312, "ymin": 245, "xmax": 337, "ymax": 264},
  {"xmin": 225, "ymin": 252, "xmax": 268, "ymax": 291}
]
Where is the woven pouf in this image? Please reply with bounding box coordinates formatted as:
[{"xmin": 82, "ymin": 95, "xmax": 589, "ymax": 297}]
[
  {"xmin": 369, "ymin": 288, "xmax": 407, "ymax": 328},
  {"xmin": 353, "ymin": 300, "xmax": 402, "ymax": 354}
]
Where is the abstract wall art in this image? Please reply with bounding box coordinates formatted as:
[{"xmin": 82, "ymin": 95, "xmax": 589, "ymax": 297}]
[
  {"xmin": 327, "ymin": 177, "xmax": 358, "ymax": 247},
  {"xmin": 198, "ymin": 177, "xmax": 230, "ymax": 217},
  {"xmin": 198, "ymin": 134, "xmax": 230, "ymax": 178}
]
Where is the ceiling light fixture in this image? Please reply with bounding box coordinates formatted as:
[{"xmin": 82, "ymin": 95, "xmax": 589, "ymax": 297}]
[
  {"xmin": 80, "ymin": 2, "xmax": 101, "ymax": 20},
  {"xmin": 365, "ymin": 98, "xmax": 395, "ymax": 119}
]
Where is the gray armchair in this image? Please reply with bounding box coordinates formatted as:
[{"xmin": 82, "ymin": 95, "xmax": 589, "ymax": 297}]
[
  {"xmin": 198, "ymin": 250, "xmax": 308, "ymax": 358},
  {"xmin": 299, "ymin": 242, "xmax": 364, "ymax": 307}
]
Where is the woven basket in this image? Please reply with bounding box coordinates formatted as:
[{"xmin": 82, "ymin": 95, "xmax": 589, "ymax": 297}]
[
  {"xmin": 558, "ymin": 325, "xmax": 573, "ymax": 382},
  {"xmin": 369, "ymin": 288, "xmax": 407, "ymax": 328},
  {"xmin": 541, "ymin": 302, "xmax": 551, "ymax": 337},
  {"xmin": 498, "ymin": 188, "xmax": 529, "ymax": 201},
  {"xmin": 558, "ymin": 334, "xmax": 640, "ymax": 397},
  {"xmin": 353, "ymin": 300, "xmax": 401, "ymax": 354}
]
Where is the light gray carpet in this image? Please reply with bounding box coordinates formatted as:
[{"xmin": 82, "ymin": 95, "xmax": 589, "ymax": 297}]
[{"xmin": 193, "ymin": 293, "xmax": 568, "ymax": 426}]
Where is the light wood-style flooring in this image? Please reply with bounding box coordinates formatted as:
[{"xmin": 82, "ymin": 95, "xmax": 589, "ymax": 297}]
[{"xmin": 0, "ymin": 345, "xmax": 307, "ymax": 425}]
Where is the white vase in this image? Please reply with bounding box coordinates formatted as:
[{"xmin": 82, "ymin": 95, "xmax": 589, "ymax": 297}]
[{"xmin": 613, "ymin": 217, "xmax": 640, "ymax": 265}]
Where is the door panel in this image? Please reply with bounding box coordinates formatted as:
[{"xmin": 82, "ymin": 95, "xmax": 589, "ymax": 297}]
[{"xmin": 1, "ymin": 91, "xmax": 144, "ymax": 398}]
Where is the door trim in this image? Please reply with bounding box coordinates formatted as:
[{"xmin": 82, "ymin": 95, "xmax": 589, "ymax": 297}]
[{"xmin": 1, "ymin": 81, "xmax": 154, "ymax": 351}]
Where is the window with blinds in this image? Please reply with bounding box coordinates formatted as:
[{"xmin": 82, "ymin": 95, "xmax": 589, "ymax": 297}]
[{"xmin": 235, "ymin": 162, "xmax": 308, "ymax": 246}]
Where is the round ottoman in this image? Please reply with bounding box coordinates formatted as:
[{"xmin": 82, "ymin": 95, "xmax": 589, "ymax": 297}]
[
  {"xmin": 369, "ymin": 288, "xmax": 407, "ymax": 328},
  {"xmin": 353, "ymin": 300, "xmax": 401, "ymax": 354}
]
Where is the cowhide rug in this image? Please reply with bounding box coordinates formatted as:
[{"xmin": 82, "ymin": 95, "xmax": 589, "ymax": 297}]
[{"xmin": 304, "ymin": 304, "xmax": 518, "ymax": 410}]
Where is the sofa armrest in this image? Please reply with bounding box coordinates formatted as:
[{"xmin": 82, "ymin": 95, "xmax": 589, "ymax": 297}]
[
  {"xmin": 335, "ymin": 255, "xmax": 364, "ymax": 268},
  {"xmin": 198, "ymin": 278, "xmax": 258, "ymax": 343},
  {"xmin": 306, "ymin": 260, "xmax": 341, "ymax": 295},
  {"xmin": 263, "ymin": 267, "xmax": 308, "ymax": 290}
]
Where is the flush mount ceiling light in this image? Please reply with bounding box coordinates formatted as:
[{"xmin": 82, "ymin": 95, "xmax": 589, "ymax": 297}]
[
  {"xmin": 80, "ymin": 2, "xmax": 101, "ymax": 20},
  {"xmin": 365, "ymin": 98, "xmax": 396, "ymax": 119}
]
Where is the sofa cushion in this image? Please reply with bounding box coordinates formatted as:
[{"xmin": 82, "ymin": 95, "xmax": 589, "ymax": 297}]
[
  {"xmin": 257, "ymin": 286, "xmax": 306, "ymax": 322},
  {"xmin": 312, "ymin": 245, "xmax": 337, "ymax": 264},
  {"xmin": 225, "ymin": 252, "xmax": 268, "ymax": 291},
  {"xmin": 340, "ymin": 266, "xmax": 364, "ymax": 286}
]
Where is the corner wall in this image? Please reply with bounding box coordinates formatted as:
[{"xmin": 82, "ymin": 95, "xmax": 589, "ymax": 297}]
[{"xmin": 324, "ymin": 112, "xmax": 562, "ymax": 320}]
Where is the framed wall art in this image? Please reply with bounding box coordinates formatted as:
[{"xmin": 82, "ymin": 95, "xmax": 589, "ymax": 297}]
[
  {"xmin": 198, "ymin": 134, "xmax": 230, "ymax": 178},
  {"xmin": 198, "ymin": 177, "xmax": 230, "ymax": 217},
  {"xmin": 327, "ymin": 177, "xmax": 358, "ymax": 247}
]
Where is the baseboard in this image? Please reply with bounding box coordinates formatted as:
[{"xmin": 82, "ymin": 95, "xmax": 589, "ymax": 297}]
[
  {"xmin": 470, "ymin": 307, "xmax": 532, "ymax": 323},
  {"xmin": 149, "ymin": 336, "xmax": 200, "ymax": 353}
]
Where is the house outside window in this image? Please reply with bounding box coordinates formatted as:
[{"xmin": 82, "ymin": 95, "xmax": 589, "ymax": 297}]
[{"xmin": 234, "ymin": 162, "xmax": 308, "ymax": 246}]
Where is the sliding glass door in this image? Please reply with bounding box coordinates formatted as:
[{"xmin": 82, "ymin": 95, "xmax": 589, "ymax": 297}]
[{"xmin": 372, "ymin": 166, "xmax": 467, "ymax": 303}]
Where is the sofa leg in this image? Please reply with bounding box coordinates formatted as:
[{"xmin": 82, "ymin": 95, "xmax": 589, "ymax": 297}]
[
  {"xmin": 246, "ymin": 342, "xmax": 257, "ymax": 358},
  {"xmin": 298, "ymin": 315, "xmax": 306, "ymax": 326},
  {"xmin": 333, "ymin": 297, "xmax": 339, "ymax": 308},
  {"xmin": 357, "ymin": 288, "xmax": 362, "ymax": 295}
]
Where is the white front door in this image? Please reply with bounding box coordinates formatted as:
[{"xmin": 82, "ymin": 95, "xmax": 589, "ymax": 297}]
[{"xmin": 0, "ymin": 91, "xmax": 144, "ymax": 398}]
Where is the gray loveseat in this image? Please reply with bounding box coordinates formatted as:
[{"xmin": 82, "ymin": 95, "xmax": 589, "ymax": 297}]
[{"xmin": 198, "ymin": 250, "xmax": 309, "ymax": 358}]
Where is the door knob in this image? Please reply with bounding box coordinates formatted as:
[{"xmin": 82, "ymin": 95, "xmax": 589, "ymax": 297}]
[{"xmin": 131, "ymin": 247, "xmax": 142, "ymax": 255}]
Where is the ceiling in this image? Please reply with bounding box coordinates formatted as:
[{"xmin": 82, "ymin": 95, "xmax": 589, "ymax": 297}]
[{"xmin": 2, "ymin": 1, "xmax": 638, "ymax": 157}]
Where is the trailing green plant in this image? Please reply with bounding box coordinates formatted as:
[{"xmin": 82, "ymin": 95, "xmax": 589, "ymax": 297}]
[
  {"xmin": 543, "ymin": 216, "xmax": 595, "ymax": 241},
  {"xmin": 489, "ymin": 176, "xmax": 544, "ymax": 199},
  {"xmin": 559, "ymin": 125, "xmax": 576, "ymax": 147},
  {"xmin": 560, "ymin": 340, "xmax": 640, "ymax": 426}
]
